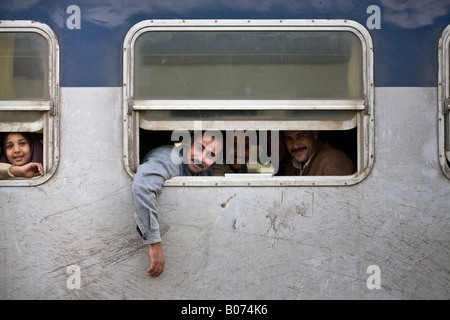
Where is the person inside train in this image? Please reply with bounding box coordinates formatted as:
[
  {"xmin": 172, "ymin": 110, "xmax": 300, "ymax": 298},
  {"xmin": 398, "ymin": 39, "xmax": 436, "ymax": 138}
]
[
  {"xmin": 259, "ymin": 130, "xmax": 290, "ymax": 176},
  {"xmin": 0, "ymin": 132, "xmax": 44, "ymax": 179},
  {"xmin": 132, "ymin": 130, "xmax": 223, "ymax": 278},
  {"xmin": 283, "ymin": 130, "xmax": 355, "ymax": 176},
  {"xmin": 210, "ymin": 130, "xmax": 250, "ymax": 175}
]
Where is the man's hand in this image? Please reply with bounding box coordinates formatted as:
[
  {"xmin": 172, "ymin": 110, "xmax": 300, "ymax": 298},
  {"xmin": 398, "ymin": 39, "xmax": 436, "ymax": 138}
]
[
  {"xmin": 9, "ymin": 162, "xmax": 43, "ymax": 178},
  {"xmin": 147, "ymin": 242, "xmax": 165, "ymax": 277}
]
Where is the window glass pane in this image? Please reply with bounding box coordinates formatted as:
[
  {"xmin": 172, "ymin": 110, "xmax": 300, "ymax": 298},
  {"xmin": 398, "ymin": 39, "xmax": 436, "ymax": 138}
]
[
  {"xmin": 139, "ymin": 110, "xmax": 357, "ymax": 131},
  {"xmin": 141, "ymin": 109, "xmax": 357, "ymax": 121},
  {"xmin": 0, "ymin": 32, "xmax": 49, "ymax": 100},
  {"xmin": 0, "ymin": 111, "xmax": 43, "ymax": 123},
  {"xmin": 135, "ymin": 31, "xmax": 363, "ymax": 100}
]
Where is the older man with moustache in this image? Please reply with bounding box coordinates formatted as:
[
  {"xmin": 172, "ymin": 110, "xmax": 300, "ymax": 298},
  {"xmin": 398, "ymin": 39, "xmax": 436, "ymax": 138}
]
[{"xmin": 283, "ymin": 130, "xmax": 355, "ymax": 176}]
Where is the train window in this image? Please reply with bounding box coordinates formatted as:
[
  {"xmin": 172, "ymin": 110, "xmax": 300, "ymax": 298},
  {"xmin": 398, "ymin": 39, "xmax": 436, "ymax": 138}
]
[
  {"xmin": 0, "ymin": 21, "xmax": 59, "ymax": 186},
  {"xmin": 123, "ymin": 20, "xmax": 374, "ymax": 186},
  {"xmin": 439, "ymin": 24, "xmax": 450, "ymax": 179}
]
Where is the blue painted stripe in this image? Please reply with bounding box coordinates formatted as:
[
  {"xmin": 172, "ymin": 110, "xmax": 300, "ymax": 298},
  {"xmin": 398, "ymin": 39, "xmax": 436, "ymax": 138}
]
[{"xmin": 1, "ymin": 0, "xmax": 449, "ymax": 88}]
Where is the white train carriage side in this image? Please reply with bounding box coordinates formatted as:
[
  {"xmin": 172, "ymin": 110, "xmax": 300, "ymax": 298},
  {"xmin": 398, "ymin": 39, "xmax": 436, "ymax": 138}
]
[{"xmin": 0, "ymin": 0, "xmax": 449, "ymax": 300}]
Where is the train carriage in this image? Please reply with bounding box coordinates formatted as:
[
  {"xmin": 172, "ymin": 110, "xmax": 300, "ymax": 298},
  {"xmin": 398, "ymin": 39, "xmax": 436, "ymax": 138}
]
[{"xmin": 0, "ymin": 0, "xmax": 449, "ymax": 300}]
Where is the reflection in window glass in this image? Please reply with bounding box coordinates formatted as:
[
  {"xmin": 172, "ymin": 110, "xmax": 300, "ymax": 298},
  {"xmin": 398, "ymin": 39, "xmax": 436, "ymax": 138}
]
[
  {"xmin": 0, "ymin": 32, "xmax": 49, "ymax": 100},
  {"xmin": 135, "ymin": 31, "xmax": 363, "ymax": 100}
]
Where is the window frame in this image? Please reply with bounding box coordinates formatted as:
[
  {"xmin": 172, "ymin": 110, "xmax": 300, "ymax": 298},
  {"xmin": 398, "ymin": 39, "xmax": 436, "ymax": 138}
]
[
  {"xmin": 0, "ymin": 21, "xmax": 60, "ymax": 186},
  {"xmin": 438, "ymin": 24, "xmax": 450, "ymax": 180},
  {"xmin": 123, "ymin": 19, "xmax": 374, "ymax": 186}
]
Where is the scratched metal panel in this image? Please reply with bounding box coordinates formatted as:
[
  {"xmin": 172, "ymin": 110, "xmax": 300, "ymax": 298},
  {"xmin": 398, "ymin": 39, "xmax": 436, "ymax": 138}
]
[{"xmin": 0, "ymin": 87, "xmax": 449, "ymax": 300}]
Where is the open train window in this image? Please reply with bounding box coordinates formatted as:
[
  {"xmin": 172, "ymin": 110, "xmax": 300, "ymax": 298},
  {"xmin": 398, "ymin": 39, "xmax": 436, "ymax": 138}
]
[
  {"xmin": 439, "ymin": 24, "xmax": 450, "ymax": 179},
  {"xmin": 123, "ymin": 20, "xmax": 374, "ymax": 186},
  {"xmin": 0, "ymin": 21, "xmax": 59, "ymax": 186}
]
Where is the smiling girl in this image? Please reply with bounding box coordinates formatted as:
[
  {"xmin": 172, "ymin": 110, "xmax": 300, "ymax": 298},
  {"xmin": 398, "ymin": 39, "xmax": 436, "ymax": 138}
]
[{"xmin": 0, "ymin": 132, "xmax": 44, "ymax": 178}]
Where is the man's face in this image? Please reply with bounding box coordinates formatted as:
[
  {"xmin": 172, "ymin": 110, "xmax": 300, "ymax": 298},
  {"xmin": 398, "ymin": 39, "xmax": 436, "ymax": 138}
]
[
  {"xmin": 226, "ymin": 136, "xmax": 250, "ymax": 171},
  {"xmin": 284, "ymin": 131, "xmax": 318, "ymax": 164},
  {"xmin": 187, "ymin": 134, "xmax": 223, "ymax": 174}
]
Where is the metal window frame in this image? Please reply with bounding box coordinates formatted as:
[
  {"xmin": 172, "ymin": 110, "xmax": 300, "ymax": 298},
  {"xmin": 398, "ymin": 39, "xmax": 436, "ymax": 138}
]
[
  {"xmin": 0, "ymin": 21, "xmax": 60, "ymax": 186},
  {"xmin": 438, "ymin": 24, "xmax": 450, "ymax": 179},
  {"xmin": 123, "ymin": 19, "xmax": 374, "ymax": 186}
]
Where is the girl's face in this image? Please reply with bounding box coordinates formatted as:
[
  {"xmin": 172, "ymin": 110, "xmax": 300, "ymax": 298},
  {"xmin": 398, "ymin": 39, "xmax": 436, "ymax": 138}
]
[{"xmin": 5, "ymin": 133, "xmax": 31, "ymax": 166}]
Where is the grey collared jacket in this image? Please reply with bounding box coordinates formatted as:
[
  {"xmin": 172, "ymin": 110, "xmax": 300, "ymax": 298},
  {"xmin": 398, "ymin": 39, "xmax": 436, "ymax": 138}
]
[{"xmin": 132, "ymin": 145, "xmax": 212, "ymax": 244}]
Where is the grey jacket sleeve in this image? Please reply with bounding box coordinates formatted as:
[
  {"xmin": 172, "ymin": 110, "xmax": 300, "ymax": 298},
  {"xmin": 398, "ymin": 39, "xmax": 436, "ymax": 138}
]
[{"xmin": 131, "ymin": 146, "xmax": 181, "ymax": 244}]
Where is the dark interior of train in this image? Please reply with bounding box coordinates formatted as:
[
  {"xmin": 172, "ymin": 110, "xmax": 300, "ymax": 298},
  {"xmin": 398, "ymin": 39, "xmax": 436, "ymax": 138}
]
[{"xmin": 139, "ymin": 128, "xmax": 358, "ymax": 175}]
